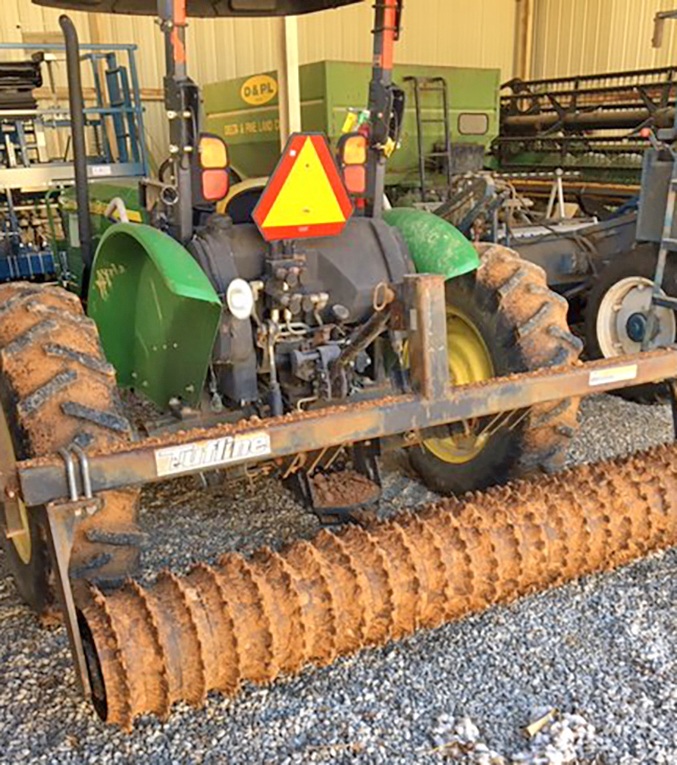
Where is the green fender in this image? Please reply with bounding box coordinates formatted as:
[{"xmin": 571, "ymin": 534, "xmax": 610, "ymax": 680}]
[
  {"xmin": 383, "ymin": 207, "xmax": 480, "ymax": 279},
  {"xmin": 88, "ymin": 223, "xmax": 222, "ymax": 409}
]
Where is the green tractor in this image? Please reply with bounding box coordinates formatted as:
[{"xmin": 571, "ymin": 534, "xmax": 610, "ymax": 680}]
[{"xmin": 1, "ymin": 0, "xmax": 586, "ymax": 718}]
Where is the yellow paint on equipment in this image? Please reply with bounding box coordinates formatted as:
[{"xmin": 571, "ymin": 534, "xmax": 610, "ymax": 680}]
[
  {"xmin": 240, "ymin": 74, "xmax": 278, "ymax": 106},
  {"xmin": 422, "ymin": 306, "xmax": 494, "ymax": 464},
  {"xmin": 61, "ymin": 198, "xmax": 143, "ymax": 223}
]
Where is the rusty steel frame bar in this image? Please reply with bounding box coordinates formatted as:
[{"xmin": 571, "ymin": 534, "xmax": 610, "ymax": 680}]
[
  {"xmin": 404, "ymin": 274, "xmax": 449, "ymax": 399},
  {"xmin": 7, "ymin": 274, "xmax": 677, "ymax": 509},
  {"xmin": 16, "ymin": 349, "xmax": 677, "ymax": 508}
]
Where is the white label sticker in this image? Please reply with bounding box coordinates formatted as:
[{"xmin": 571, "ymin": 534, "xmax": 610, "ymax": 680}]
[
  {"xmin": 90, "ymin": 165, "xmax": 112, "ymax": 177},
  {"xmin": 589, "ymin": 364, "xmax": 638, "ymax": 387},
  {"xmin": 154, "ymin": 431, "xmax": 272, "ymax": 477}
]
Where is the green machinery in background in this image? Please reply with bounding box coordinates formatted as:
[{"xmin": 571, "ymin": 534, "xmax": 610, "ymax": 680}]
[
  {"xmin": 57, "ymin": 180, "xmax": 147, "ymax": 290},
  {"xmin": 490, "ymin": 66, "xmax": 677, "ymax": 186},
  {"xmin": 204, "ymin": 60, "xmax": 500, "ymax": 199}
]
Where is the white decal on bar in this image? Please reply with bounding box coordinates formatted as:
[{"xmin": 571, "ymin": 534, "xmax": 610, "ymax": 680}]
[
  {"xmin": 588, "ymin": 364, "xmax": 638, "ymax": 387},
  {"xmin": 154, "ymin": 432, "xmax": 272, "ymax": 477}
]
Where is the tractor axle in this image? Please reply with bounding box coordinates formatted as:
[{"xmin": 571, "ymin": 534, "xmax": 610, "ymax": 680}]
[{"xmin": 81, "ymin": 442, "xmax": 677, "ymax": 729}]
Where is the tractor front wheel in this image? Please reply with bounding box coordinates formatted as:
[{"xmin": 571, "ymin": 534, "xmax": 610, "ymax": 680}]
[
  {"xmin": 409, "ymin": 244, "xmax": 583, "ymax": 495},
  {"xmin": 0, "ymin": 283, "xmax": 142, "ymax": 612}
]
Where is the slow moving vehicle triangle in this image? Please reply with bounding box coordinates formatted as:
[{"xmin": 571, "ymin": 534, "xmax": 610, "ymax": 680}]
[{"xmin": 253, "ymin": 132, "xmax": 353, "ymax": 241}]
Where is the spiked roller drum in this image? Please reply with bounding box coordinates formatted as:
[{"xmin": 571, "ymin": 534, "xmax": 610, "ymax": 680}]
[{"xmin": 80, "ymin": 443, "xmax": 677, "ymax": 729}]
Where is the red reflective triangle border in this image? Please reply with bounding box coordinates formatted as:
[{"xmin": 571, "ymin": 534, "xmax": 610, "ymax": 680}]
[{"xmin": 252, "ymin": 132, "xmax": 354, "ymax": 241}]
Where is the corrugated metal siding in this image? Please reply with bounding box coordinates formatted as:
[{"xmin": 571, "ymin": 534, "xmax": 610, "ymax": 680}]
[
  {"xmin": 0, "ymin": 0, "xmax": 516, "ymax": 165},
  {"xmin": 298, "ymin": 0, "xmax": 516, "ymax": 77},
  {"xmin": 532, "ymin": 0, "xmax": 677, "ymax": 79}
]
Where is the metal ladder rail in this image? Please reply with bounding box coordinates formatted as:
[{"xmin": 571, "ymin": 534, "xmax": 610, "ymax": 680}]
[
  {"xmin": 85, "ymin": 53, "xmax": 112, "ymax": 162},
  {"xmin": 405, "ymin": 76, "xmax": 427, "ymax": 201},
  {"xmin": 434, "ymin": 76, "xmax": 453, "ymax": 193},
  {"xmin": 404, "ymin": 76, "xmax": 453, "ymax": 202},
  {"xmin": 104, "ymin": 52, "xmax": 133, "ymax": 163},
  {"xmin": 116, "ymin": 64, "xmax": 139, "ymax": 163},
  {"xmin": 125, "ymin": 46, "xmax": 149, "ymax": 176}
]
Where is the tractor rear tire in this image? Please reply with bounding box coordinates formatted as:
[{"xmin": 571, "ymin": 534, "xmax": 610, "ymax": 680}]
[
  {"xmin": 409, "ymin": 244, "xmax": 583, "ymax": 495},
  {"xmin": 0, "ymin": 283, "xmax": 142, "ymax": 613}
]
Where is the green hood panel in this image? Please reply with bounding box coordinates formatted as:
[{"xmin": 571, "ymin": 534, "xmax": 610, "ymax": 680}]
[
  {"xmin": 384, "ymin": 208, "xmax": 480, "ymax": 280},
  {"xmin": 88, "ymin": 223, "xmax": 222, "ymax": 409}
]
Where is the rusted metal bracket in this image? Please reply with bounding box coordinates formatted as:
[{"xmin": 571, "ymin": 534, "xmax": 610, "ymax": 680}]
[
  {"xmin": 44, "ymin": 444, "xmax": 103, "ymax": 699},
  {"xmin": 404, "ymin": 273, "xmax": 449, "ymax": 399},
  {"xmin": 45, "ymin": 501, "xmax": 94, "ymax": 699}
]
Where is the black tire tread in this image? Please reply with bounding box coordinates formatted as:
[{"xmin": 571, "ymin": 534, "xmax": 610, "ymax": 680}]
[
  {"xmin": 408, "ymin": 245, "xmax": 582, "ymax": 494},
  {"xmin": 477, "ymin": 244, "xmax": 582, "ymax": 473},
  {"xmin": 0, "ymin": 282, "xmax": 140, "ymax": 609}
]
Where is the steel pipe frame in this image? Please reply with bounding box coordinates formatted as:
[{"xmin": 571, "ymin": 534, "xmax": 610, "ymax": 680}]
[{"xmin": 18, "ymin": 349, "xmax": 677, "ymax": 507}]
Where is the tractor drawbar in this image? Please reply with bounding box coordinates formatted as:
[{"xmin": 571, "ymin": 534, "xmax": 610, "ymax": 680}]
[{"xmin": 81, "ymin": 443, "xmax": 677, "ymax": 729}]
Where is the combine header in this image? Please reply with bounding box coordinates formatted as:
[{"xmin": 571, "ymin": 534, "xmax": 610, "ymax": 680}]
[
  {"xmin": 493, "ymin": 65, "xmax": 677, "ymax": 184},
  {"xmin": 2, "ymin": 0, "xmax": 677, "ymax": 728}
]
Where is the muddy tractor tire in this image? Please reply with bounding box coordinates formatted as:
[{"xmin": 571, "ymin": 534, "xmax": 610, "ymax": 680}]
[
  {"xmin": 409, "ymin": 243, "xmax": 583, "ymax": 495},
  {"xmin": 0, "ymin": 283, "xmax": 142, "ymax": 613},
  {"xmin": 585, "ymin": 245, "xmax": 675, "ymax": 405}
]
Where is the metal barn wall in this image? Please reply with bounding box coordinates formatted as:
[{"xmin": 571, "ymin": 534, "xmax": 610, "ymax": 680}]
[
  {"xmin": 0, "ymin": 0, "xmax": 516, "ymax": 166},
  {"xmin": 531, "ymin": 0, "xmax": 677, "ymax": 80}
]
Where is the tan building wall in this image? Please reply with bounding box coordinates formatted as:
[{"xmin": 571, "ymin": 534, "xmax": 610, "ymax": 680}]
[
  {"xmin": 531, "ymin": 0, "xmax": 677, "ymax": 80},
  {"xmin": 0, "ymin": 0, "xmax": 517, "ymax": 166}
]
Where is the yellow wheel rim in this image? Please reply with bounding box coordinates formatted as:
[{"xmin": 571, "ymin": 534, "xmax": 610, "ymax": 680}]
[
  {"xmin": 9, "ymin": 501, "xmax": 31, "ymax": 564},
  {"xmin": 0, "ymin": 408, "xmax": 31, "ymax": 564},
  {"xmin": 422, "ymin": 306, "xmax": 494, "ymax": 464}
]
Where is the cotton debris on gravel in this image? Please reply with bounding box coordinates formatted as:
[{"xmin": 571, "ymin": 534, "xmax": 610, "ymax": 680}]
[{"xmin": 1, "ymin": 394, "xmax": 677, "ymax": 765}]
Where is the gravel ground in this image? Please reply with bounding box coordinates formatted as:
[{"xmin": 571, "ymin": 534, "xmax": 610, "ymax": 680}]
[{"xmin": 1, "ymin": 394, "xmax": 677, "ymax": 764}]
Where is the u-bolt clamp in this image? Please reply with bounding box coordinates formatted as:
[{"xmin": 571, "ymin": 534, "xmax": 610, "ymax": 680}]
[{"xmin": 57, "ymin": 444, "xmax": 95, "ymax": 511}]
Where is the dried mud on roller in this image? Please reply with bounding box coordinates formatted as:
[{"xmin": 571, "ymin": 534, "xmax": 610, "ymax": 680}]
[{"xmin": 80, "ymin": 443, "xmax": 677, "ymax": 729}]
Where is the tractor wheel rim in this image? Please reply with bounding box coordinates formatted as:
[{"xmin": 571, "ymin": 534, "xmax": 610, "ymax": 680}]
[
  {"xmin": 597, "ymin": 276, "xmax": 676, "ymax": 357},
  {"xmin": 0, "ymin": 407, "xmax": 31, "ymax": 564},
  {"xmin": 423, "ymin": 306, "xmax": 494, "ymax": 464}
]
